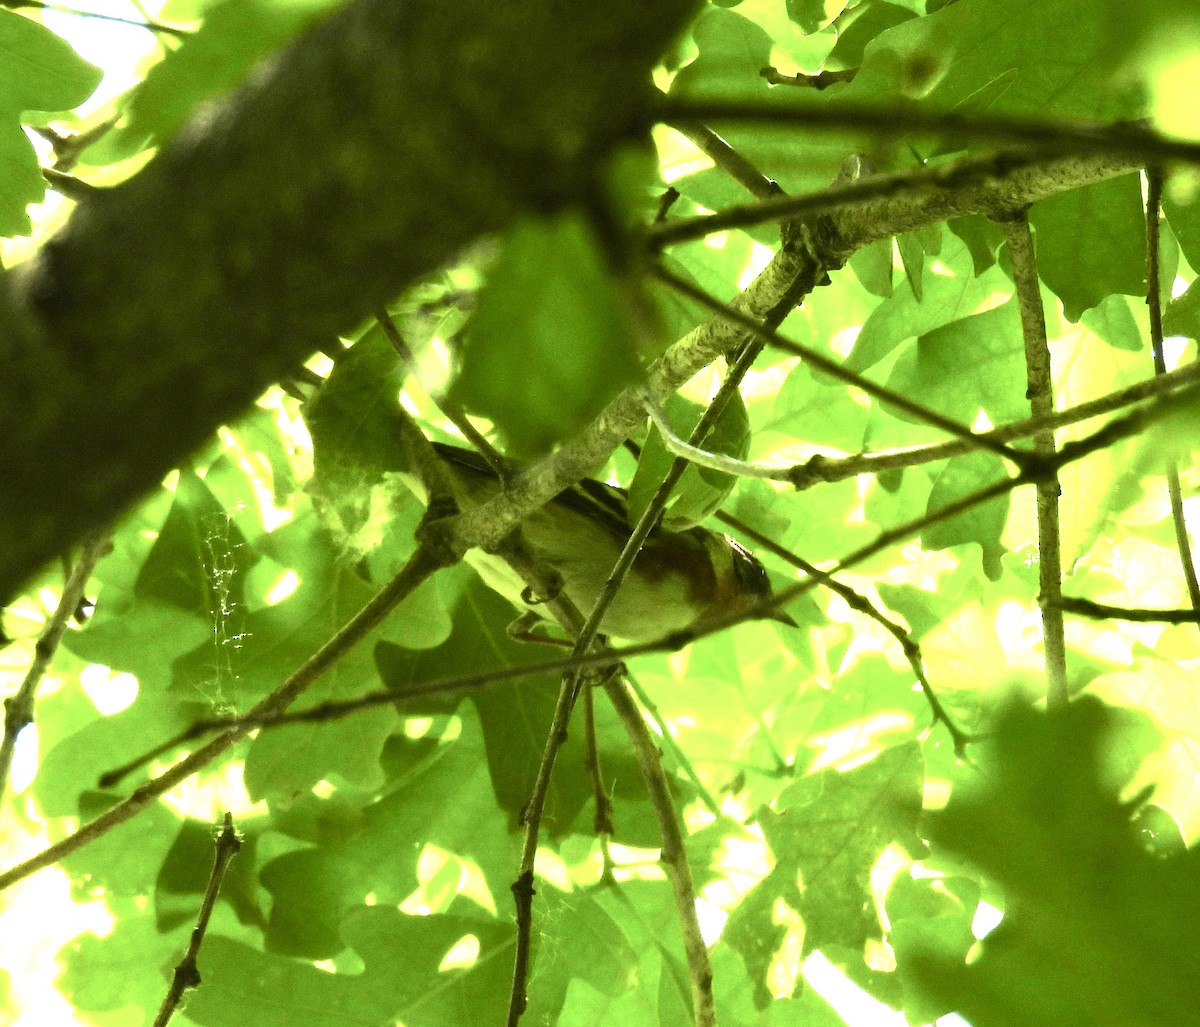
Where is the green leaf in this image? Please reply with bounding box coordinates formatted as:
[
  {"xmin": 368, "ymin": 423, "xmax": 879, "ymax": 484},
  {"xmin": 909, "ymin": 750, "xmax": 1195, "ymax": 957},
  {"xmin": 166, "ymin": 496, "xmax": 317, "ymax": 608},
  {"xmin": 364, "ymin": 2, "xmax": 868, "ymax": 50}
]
[
  {"xmin": 909, "ymin": 698, "xmax": 1200, "ymax": 1027},
  {"xmin": 1163, "ymin": 185, "xmax": 1200, "ymax": 277},
  {"xmin": 947, "ymin": 215, "xmax": 1006, "ymax": 275},
  {"xmin": 770, "ymin": 359, "xmax": 870, "ymax": 454},
  {"xmin": 34, "ymin": 694, "xmax": 199, "ymax": 816},
  {"xmin": 525, "ymin": 886, "xmax": 653, "ymax": 1022},
  {"xmin": 117, "ymin": 0, "xmax": 339, "ymax": 149},
  {"xmin": 1028, "ymin": 173, "xmax": 1147, "ymax": 321},
  {"xmin": 257, "ymin": 705, "xmax": 514, "ymax": 959},
  {"xmin": 887, "ymin": 874, "xmax": 981, "ymax": 1024},
  {"xmin": 670, "ymin": 165, "xmax": 782, "ymax": 245},
  {"xmin": 786, "ymin": 0, "xmax": 849, "ymax": 35},
  {"xmin": 1163, "ymin": 277, "xmax": 1200, "ymax": 341},
  {"xmin": 0, "ymin": 9, "xmax": 100, "ymax": 235},
  {"xmin": 304, "ymin": 325, "xmax": 418, "ymax": 553},
  {"xmin": 826, "ymin": 1, "xmax": 918, "ymax": 68},
  {"xmin": 921, "ymin": 452, "xmax": 1010, "ymax": 580},
  {"xmin": 132, "ymin": 465, "xmax": 253, "ymax": 616},
  {"xmin": 672, "ymin": 8, "xmax": 775, "ymax": 100},
  {"xmin": 847, "ymin": 236, "xmax": 894, "ymax": 298},
  {"xmin": 184, "ymin": 903, "xmax": 513, "ymax": 1027},
  {"xmin": 61, "ymin": 792, "xmax": 184, "ymax": 895},
  {"xmin": 377, "ymin": 577, "xmax": 650, "ymax": 841},
  {"xmin": 449, "ymin": 213, "xmax": 644, "ymax": 458},
  {"xmin": 834, "ymin": 0, "xmax": 1140, "ymax": 123},
  {"xmin": 196, "ymin": 502, "xmax": 446, "ymax": 796},
  {"xmin": 1081, "ymin": 292, "xmax": 1144, "ymax": 352},
  {"xmin": 724, "ymin": 743, "xmax": 924, "ymax": 1007},
  {"xmin": 848, "ymin": 229, "xmax": 1012, "ymax": 373},
  {"xmin": 155, "ymin": 816, "xmax": 265, "ymax": 932},
  {"xmin": 59, "ymin": 906, "xmax": 186, "ymax": 1014},
  {"xmin": 884, "ymin": 299, "xmax": 1026, "ymax": 429},
  {"xmin": 627, "ymin": 390, "xmax": 750, "ymax": 529}
]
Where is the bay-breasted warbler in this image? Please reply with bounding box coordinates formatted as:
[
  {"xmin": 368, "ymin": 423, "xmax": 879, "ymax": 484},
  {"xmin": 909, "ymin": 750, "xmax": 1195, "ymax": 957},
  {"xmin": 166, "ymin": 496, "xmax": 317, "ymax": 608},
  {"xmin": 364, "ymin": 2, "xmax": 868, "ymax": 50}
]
[{"xmin": 413, "ymin": 442, "xmax": 793, "ymax": 642}]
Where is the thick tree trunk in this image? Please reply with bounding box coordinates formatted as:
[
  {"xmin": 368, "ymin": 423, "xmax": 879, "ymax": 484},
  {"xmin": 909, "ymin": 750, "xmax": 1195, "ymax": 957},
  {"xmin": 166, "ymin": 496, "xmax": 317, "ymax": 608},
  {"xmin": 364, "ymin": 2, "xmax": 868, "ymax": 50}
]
[{"xmin": 0, "ymin": 0, "xmax": 699, "ymax": 601}]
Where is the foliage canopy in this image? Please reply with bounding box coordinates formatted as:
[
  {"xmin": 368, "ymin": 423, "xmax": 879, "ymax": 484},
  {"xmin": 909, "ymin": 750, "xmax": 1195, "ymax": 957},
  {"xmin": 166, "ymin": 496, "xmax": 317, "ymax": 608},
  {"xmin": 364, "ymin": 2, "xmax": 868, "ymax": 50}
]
[{"xmin": 2, "ymin": 1, "xmax": 1200, "ymax": 1025}]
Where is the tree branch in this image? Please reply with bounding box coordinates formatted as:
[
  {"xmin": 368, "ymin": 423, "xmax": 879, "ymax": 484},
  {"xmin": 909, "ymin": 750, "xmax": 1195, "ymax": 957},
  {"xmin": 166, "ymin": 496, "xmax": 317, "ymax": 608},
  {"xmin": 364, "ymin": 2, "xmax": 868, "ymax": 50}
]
[
  {"xmin": 151, "ymin": 813, "xmax": 241, "ymax": 1027},
  {"xmin": 0, "ymin": 544, "xmax": 451, "ymax": 891},
  {"xmin": 604, "ymin": 676, "xmax": 715, "ymax": 1027},
  {"xmin": 0, "ymin": 531, "xmax": 108, "ymax": 804},
  {"xmin": 665, "ymin": 116, "xmax": 781, "ymax": 201},
  {"xmin": 0, "ymin": 0, "xmax": 702, "ymax": 602},
  {"xmin": 1000, "ymin": 211, "xmax": 1068, "ymax": 708},
  {"xmin": 653, "ymin": 97, "xmax": 1200, "ymax": 166},
  {"xmin": 785, "ymin": 362, "xmax": 1200, "ymax": 488},
  {"xmin": 1055, "ymin": 597, "xmax": 1200, "ymax": 624},
  {"xmin": 1145, "ymin": 171, "xmax": 1200, "ymax": 636},
  {"xmin": 646, "ymin": 147, "xmax": 1059, "ymax": 247}
]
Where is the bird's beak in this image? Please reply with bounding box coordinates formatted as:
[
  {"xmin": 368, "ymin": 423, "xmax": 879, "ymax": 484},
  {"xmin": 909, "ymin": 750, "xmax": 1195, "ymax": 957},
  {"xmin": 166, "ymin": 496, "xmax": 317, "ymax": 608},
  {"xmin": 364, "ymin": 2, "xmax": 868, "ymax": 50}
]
[{"xmin": 766, "ymin": 608, "xmax": 799, "ymax": 628}]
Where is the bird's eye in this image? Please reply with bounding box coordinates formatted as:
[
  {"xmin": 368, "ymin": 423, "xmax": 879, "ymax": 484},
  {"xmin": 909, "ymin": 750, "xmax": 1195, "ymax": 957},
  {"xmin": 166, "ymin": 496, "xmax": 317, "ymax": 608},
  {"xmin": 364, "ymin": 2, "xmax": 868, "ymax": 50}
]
[{"xmin": 727, "ymin": 537, "xmax": 771, "ymax": 597}]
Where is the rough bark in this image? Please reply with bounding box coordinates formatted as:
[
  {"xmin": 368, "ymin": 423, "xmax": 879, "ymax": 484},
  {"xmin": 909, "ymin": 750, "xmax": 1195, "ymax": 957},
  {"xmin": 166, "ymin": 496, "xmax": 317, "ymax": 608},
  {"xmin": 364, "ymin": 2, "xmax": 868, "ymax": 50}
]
[{"xmin": 0, "ymin": 0, "xmax": 700, "ymax": 601}]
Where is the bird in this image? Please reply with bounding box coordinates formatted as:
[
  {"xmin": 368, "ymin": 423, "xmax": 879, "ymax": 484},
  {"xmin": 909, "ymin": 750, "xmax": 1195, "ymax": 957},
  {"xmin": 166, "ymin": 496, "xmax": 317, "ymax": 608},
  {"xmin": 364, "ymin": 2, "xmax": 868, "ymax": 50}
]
[{"xmin": 408, "ymin": 442, "xmax": 795, "ymax": 642}]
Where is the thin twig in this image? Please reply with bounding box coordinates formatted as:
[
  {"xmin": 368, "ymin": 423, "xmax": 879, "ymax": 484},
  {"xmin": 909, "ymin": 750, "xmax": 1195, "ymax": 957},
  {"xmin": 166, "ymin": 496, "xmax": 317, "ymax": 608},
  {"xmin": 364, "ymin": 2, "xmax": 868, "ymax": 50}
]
[
  {"xmin": 651, "ymin": 98, "xmax": 1200, "ymax": 167},
  {"xmin": 120, "ymin": 384, "xmax": 1200, "ymax": 745},
  {"xmin": 603, "ymin": 676, "xmax": 715, "ymax": 1027},
  {"xmin": 31, "ymin": 117, "xmax": 119, "ymax": 172},
  {"xmin": 785, "ymin": 361, "xmax": 1200, "ymax": 488},
  {"xmin": 0, "ymin": 545, "xmax": 449, "ymax": 892},
  {"xmin": 582, "ymin": 680, "xmax": 614, "ymax": 836},
  {"xmin": 41, "ymin": 167, "xmax": 99, "ymax": 202},
  {"xmin": 1055, "ymin": 597, "xmax": 1200, "ymax": 624},
  {"xmin": 760, "ymin": 66, "xmax": 857, "ymax": 90},
  {"xmin": 622, "ymin": 670, "xmax": 721, "ymax": 816},
  {"xmin": 1145, "ymin": 171, "xmax": 1200, "ymax": 636},
  {"xmin": 374, "ymin": 308, "xmax": 508, "ymax": 476},
  {"xmin": 641, "ymin": 387, "xmax": 780, "ymax": 479},
  {"xmin": 653, "ymin": 263, "xmax": 1032, "ymax": 469},
  {"xmin": 666, "ymin": 116, "xmax": 781, "ymax": 201},
  {"xmin": 715, "ymin": 511, "xmax": 973, "ymax": 756},
  {"xmin": 1000, "ymin": 212, "xmax": 1068, "ymax": 708},
  {"xmin": 0, "ymin": 531, "xmax": 109, "ymax": 805},
  {"xmin": 507, "ymin": 670, "xmax": 581, "ymax": 1027},
  {"xmin": 498, "ymin": 529, "xmax": 611, "ymax": 1027},
  {"xmin": 3, "ymin": 0, "xmax": 192, "ymax": 36},
  {"xmin": 645, "ymin": 147, "xmax": 1050, "ymax": 247},
  {"xmin": 151, "ymin": 813, "xmax": 241, "ymax": 1027}
]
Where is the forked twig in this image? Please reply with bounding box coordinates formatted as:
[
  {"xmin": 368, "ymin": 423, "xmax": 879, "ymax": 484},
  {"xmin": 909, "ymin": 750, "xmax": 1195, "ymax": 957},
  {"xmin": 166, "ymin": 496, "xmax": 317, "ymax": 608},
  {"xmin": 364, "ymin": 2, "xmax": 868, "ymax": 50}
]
[
  {"xmin": 152, "ymin": 814, "xmax": 241, "ymax": 1027},
  {"xmin": 0, "ymin": 531, "xmax": 109, "ymax": 805}
]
